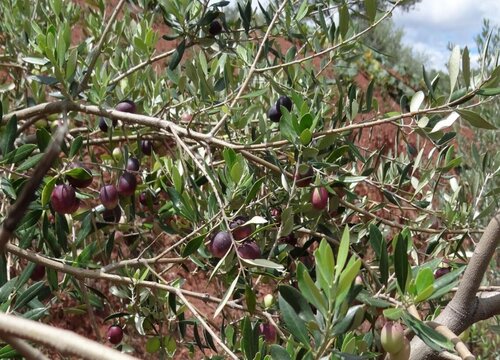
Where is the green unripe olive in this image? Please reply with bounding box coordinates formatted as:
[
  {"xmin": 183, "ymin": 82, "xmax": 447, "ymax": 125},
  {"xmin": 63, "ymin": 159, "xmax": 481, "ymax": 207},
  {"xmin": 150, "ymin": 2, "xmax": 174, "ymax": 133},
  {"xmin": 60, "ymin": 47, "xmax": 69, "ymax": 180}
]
[
  {"xmin": 389, "ymin": 337, "xmax": 410, "ymax": 360},
  {"xmin": 263, "ymin": 294, "xmax": 274, "ymax": 308},
  {"xmin": 381, "ymin": 321, "xmax": 405, "ymax": 354},
  {"xmin": 112, "ymin": 147, "xmax": 122, "ymax": 161}
]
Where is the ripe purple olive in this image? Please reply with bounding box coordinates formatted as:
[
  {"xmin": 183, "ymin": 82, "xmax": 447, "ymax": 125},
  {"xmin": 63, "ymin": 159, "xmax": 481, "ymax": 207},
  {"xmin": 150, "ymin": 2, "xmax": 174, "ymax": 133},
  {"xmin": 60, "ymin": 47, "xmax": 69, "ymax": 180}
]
[
  {"xmin": 229, "ymin": 216, "xmax": 252, "ymax": 240},
  {"xmin": 126, "ymin": 157, "xmax": 140, "ymax": 172},
  {"xmin": 311, "ymin": 187, "xmax": 329, "ymax": 210},
  {"xmin": 208, "ymin": 20, "xmax": 223, "ymax": 36},
  {"xmin": 258, "ymin": 323, "xmax": 277, "ymax": 343},
  {"xmin": 102, "ymin": 206, "xmax": 121, "ymax": 223},
  {"xmin": 237, "ymin": 241, "xmax": 261, "ymax": 260},
  {"xmin": 114, "ymin": 231, "xmax": 124, "ymax": 242},
  {"xmin": 99, "ymin": 185, "xmax": 119, "ymax": 209},
  {"xmin": 294, "ymin": 166, "xmax": 314, "ymax": 187},
  {"xmin": 267, "ymin": 105, "xmax": 281, "ymax": 122},
  {"xmin": 270, "ymin": 208, "xmax": 281, "ymax": 223},
  {"xmin": 209, "ymin": 231, "xmax": 232, "ymax": 258},
  {"xmin": 98, "ymin": 117, "xmax": 117, "ymax": 132},
  {"xmin": 389, "ymin": 338, "xmax": 410, "ymax": 360},
  {"xmin": 115, "ymin": 100, "xmax": 136, "ymax": 113},
  {"xmin": 141, "ymin": 140, "xmax": 152, "ymax": 155},
  {"xmin": 107, "ymin": 325, "xmax": 124, "ymax": 345},
  {"xmin": 276, "ymin": 95, "xmax": 293, "ymax": 112},
  {"xmin": 117, "ymin": 172, "xmax": 137, "ymax": 196},
  {"xmin": 30, "ymin": 264, "xmax": 45, "ymax": 281},
  {"xmin": 50, "ymin": 184, "xmax": 79, "ymax": 214},
  {"xmin": 279, "ymin": 233, "xmax": 296, "ymax": 246},
  {"xmin": 66, "ymin": 163, "xmax": 93, "ymax": 188},
  {"xmin": 434, "ymin": 267, "xmax": 450, "ymax": 279},
  {"xmin": 381, "ymin": 321, "xmax": 405, "ymax": 354}
]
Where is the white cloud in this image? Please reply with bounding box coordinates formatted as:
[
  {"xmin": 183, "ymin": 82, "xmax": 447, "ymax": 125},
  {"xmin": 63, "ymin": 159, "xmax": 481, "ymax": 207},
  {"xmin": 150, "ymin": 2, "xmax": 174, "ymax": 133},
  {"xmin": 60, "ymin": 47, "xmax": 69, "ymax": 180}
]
[{"xmin": 393, "ymin": 0, "xmax": 499, "ymax": 70}]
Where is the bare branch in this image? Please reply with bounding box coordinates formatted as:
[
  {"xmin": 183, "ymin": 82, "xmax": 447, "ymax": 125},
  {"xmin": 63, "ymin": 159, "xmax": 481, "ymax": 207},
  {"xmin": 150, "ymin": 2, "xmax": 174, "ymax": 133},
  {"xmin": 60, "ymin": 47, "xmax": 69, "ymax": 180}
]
[
  {"xmin": 0, "ymin": 313, "xmax": 138, "ymax": 360},
  {"xmin": 0, "ymin": 333, "xmax": 49, "ymax": 360},
  {"xmin": 410, "ymin": 210, "xmax": 500, "ymax": 360}
]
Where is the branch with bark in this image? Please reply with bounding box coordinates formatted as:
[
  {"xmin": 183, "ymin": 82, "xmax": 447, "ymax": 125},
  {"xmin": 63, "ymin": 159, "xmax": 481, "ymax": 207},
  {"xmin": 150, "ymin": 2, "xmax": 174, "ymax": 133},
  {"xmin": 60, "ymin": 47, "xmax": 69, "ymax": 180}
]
[{"xmin": 410, "ymin": 210, "xmax": 500, "ymax": 360}]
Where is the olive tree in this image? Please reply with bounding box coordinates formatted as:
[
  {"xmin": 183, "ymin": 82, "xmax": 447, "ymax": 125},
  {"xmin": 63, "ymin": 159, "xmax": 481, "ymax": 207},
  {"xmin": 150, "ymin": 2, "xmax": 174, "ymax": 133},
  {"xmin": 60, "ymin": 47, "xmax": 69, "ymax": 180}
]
[{"xmin": 0, "ymin": 0, "xmax": 498, "ymax": 359}]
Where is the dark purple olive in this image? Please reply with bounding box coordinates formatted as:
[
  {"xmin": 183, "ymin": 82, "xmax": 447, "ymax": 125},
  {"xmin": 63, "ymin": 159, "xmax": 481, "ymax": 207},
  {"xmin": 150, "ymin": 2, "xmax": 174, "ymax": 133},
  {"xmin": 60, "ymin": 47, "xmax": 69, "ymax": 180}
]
[
  {"xmin": 311, "ymin": 187, "xmax": 329, "ymax": 210},
  {"xmin": 30, "ymin": 264, "xmax": 45, "ymax": 281},
  {"xmin": 107, "ymin": 325, "xmax": 124, "ymax": 345},
  {"xmin": 267, "ymin": 105, "xmax": 281, "ymax": 122},
  {"xmin": 98, "ymin": 117, "xmax": 117, "ymax": 132},
  {"xmin": 294, "ymin": 166, "xmax": 314, "ymax": 187},
  {"xmin": 237, "ymin": 241, "xmax": 261, "ymax": 260},
  {"xmin": 50, "ymin": 184, "xmax": 79, "ymax": 214},
  {"xmin": 102, "ymin": 206, "xmax": 121, "ymax": 223},
  {"xmin": 99, "ymin": 185, "xmax": 119, "ymax": 209},
  {"xmin": 229, "ymin": 216, "xmax": 252, "ymax": 240},
  {"xmin": 66, "ymin": 163, "xmax": 93, "ymax": 188},
  {"xmin": 208, "ymin": 20, "xmax": 223, "ymax": 36},
  {"xmin": 126, "ymin": 157, "xmax": 140, "ymax": 172},
  {"xmin": 141, "ymin": 140, "xmax": 152, "ymax": 155},
  {"xmin": 259, "ymin": 323, "xmax": 277, "ymax": 343},
  {"xmin": 434, "ymin": 267, "xmax": 451, "ymax": 279},
  {"xmin": 115, "ymin": 100, "xmax": 136, "ymax": 113},
  {"xmin": 210, "ymin": 231, "xmax": 232, "ymax": 258},
  {"xmin": 117, "ymin": 172, "xmax": 137, "ymax": 196},
  {"xmin": 279, "ymin": 233, "xmax": 296, "ymax": 246},
  {"xmin": 276, "ymin": 95, "xmax": 293, "ymax": 112}
]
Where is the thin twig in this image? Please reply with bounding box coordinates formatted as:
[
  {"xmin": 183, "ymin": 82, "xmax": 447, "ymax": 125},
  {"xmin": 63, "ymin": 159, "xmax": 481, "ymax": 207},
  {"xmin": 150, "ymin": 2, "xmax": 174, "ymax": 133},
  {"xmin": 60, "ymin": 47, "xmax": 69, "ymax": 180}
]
[
  {"xmin": 77, "ymin": 0, "xmax": 126, "ymax": 93},
  {"xmin": 176, "ymin": 290, "xmax": 239, "ymax": 359}
]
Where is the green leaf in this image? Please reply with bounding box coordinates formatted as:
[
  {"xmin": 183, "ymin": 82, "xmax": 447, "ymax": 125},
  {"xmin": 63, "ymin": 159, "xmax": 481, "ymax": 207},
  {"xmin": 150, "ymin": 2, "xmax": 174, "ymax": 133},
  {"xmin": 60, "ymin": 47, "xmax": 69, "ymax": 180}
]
[
  {"xmin": 280, "ymin": 207, "xmax": 293, "ymax": 236},
  {"xmin": 17, "ymin": 153, "xmax": 45, "ymax": 172},
  {"xmin": 245, "ymin": 177, "xmax": 264, "ymax": 204},
  {"xmin": 13, "ymin": 282, "xmax": 46, "ymax": 310},
  {"xmin": 462, "ymin": 46, "xmax": 470, "ymax": 89},
  {"xmin": 214, "ymin": 274, "xmax": 238, "ymax": 317},
  {"xmin": 146, "ymin": 337, "xmax": 161, "ymax": 353},
  {"xmin": 22, "ymin": 57, "xmax": 50, "ymax": 66},
  {"xmin": 364, "ymin": 0, "xmax": 376, "ymax": 22},
  {"xmin": 1, "ymin": 115, "xmax": 17, "ymax": 156},
  {"xmin": 269, "ymin": 345, "xmax": 291, "ymax": 360},
  {"xmin": 339, "ymin": 4, "xmax": 350, "ymax": 39},
  {"xmin": 299, "ymin": 128, "xmax": 312, "ymax": 145},
  {"xmin": 335, "ymin": 226, "xmax": 350, "ymax": 280},
  {"xmin": 278, "ymin": 291, "xmax": 310, "ymax": 347},
  {"xmin": 415, "ymin": 268, "xmax": 434, "ymax": 294},
  {"xmin": 245, "ymin": 285, "xmax": 256, "ymax": 314},
  {"xmin": 410, "ymin": 91, "xmax": 424, "ymax": 112},
  {"xmin": 337, "ymin": 258, "xmax": 361, "ymax": 304},
  {"xmin": 448, "ymin": 45, "xmax": 461, "ymax": 97},
  {"xmin": 182, "ymin": 235, "xmax": 204, "ymax": 257},
  {"xmin": 297, "ymin": 262, "xmax": 328, "ymax": 317},
  {"xmin": 315, "ymin": 239, "xmax": 335, "ymax": 295},
  {"xmin": 295, "ymin": 0, "xmax": 308, "ymax": 22},
  {"xmin": 69, "ymin": 135, "xmax": 83, "ymax": 157},
  {"xmin": 402, "ymin": 313, "xmax": 454, "ymax": 352},
  {"xmin": 431, "ymin": 112, "xmax": 460, "ymax": 133},
  {"xmin": 383, "ymin": 307, "xmax": 403, "ymax": 321},
  {"xmin": 64, "ymin": 167, "xmax": 92, "ymax": 181},
  {"xmin": 36, "ymin": 128, "xmax": 52, "ymax": 152},
  {"xmin": 241, "ymin": 317, "xmax": 259, "ymax": 360},
  {"xmin": 41, "ymin": 177, "xmax": 57, "ymax": 207},
  {"xmin": 394, "ymin": 233, "xmax": 409, "ymax": 293},
  {"xmin": 457, "ymin": 109, "xmax": 496, "ymax": 130},
  {"xmin": 477, "ymin": 87, "xmax": 500, "ymax": 96},
  {"xmin": 242, "ymin": 258, "xmax": 284, "ymax": 270},
  {"xmin": 169, "ymin": 39, "xmax": 186, "ymax": 70}
]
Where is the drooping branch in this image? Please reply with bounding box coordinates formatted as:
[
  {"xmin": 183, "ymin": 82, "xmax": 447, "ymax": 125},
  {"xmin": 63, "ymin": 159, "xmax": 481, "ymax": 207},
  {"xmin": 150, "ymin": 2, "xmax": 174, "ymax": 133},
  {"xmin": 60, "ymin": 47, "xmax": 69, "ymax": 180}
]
[
  {"xmin": 410, "ymin": 210, "xmax": 500, "ymax": 360},
  {"xmin": 0, "ymin": 333, "xmax": 49, "ymax": 360}
]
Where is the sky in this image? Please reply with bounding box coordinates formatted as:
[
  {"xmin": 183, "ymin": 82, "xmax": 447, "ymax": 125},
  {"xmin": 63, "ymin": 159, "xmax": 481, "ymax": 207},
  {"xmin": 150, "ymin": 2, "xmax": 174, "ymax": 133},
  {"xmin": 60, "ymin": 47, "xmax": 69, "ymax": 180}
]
[{"xmin": 392, "ymin": 0, "xmax": 500, "ymax": 70}]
